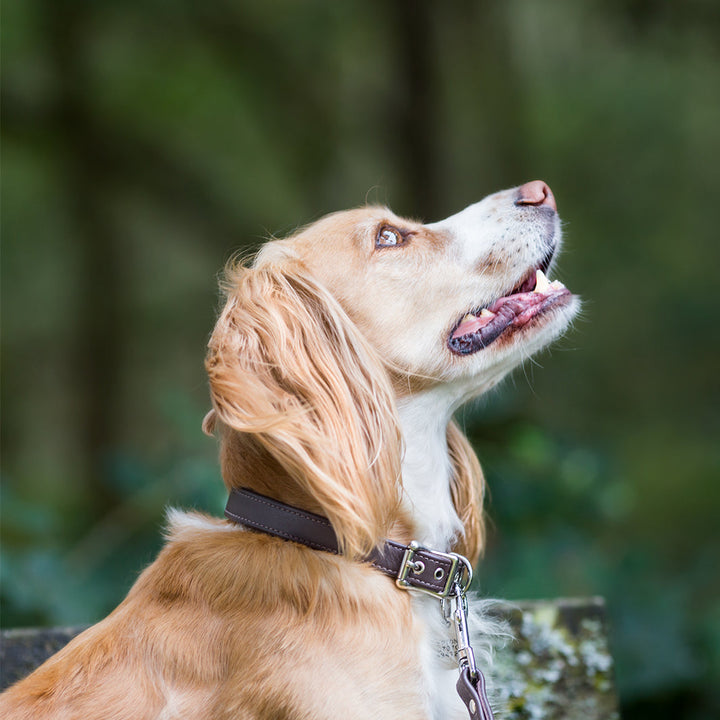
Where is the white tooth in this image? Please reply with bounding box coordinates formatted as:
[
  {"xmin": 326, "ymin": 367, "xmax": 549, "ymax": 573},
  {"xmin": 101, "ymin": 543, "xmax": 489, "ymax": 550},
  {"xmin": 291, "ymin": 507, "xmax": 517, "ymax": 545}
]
[
  {"xmin": 480, "ymin": 309, "xmax": 495, "ymax": 318},
  {"xmin": 549, "ymin": 279, "xmax": 565, "ymax": 290},
  {"xmin": 463, "ymin": 313, "xmax": 478, "ymax": 323},
  {"xmin": 534, "ymin": 268, "xmax": 550, "ymax": 293}
]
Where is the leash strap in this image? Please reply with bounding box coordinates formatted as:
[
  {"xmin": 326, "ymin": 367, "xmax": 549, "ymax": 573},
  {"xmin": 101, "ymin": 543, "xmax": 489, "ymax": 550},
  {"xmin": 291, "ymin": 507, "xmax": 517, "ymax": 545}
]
[
  {"xmin": 224, "ymin": 487, "xmax": 494, "ymax": 719},
  {"xmin": 457, "ymin": 666, "xmax": 495, "ymax": 720}
]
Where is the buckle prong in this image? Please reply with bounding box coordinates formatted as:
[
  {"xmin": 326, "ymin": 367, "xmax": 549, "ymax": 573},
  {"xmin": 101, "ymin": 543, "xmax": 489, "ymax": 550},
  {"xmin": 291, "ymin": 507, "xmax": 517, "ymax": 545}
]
[{"xmin": 396, "ymin": 540, "xmax": 469, "ymax": 599}]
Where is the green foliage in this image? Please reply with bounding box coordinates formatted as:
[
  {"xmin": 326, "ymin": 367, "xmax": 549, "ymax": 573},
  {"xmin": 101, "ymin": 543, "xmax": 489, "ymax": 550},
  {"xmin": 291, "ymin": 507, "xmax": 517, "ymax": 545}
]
[
  {"xmin": 466, "ymin": 409, "xmax": 718, "ymax": 713},
  {"xmin": 1, "ymin": 1, "xmax": 719, "ymax": 718}
]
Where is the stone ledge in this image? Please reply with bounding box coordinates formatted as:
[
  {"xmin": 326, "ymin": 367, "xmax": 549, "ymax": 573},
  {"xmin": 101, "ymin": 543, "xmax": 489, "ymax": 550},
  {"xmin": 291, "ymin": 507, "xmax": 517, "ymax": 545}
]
[
  {"xmin": 0, "ymin": 597, "xmax": 620, "ymax": 719},
  {"xmin": 489, "ymin": 597, "xmax": 620, "ymax": 719}
]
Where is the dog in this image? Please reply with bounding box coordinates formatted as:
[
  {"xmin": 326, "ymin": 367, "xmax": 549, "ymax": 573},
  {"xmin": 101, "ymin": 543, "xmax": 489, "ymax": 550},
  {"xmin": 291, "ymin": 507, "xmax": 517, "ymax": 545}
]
[{"xmin": 0, "ymin": 181, "xmax": 578, "ymax": 719}]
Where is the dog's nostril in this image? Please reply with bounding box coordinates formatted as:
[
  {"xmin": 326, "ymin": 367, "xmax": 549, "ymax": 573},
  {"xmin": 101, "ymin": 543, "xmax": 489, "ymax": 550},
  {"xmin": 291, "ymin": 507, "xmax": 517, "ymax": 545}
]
[{"xmin": 515, "ymin": 180, "xmax": 557, "ymax": 212}]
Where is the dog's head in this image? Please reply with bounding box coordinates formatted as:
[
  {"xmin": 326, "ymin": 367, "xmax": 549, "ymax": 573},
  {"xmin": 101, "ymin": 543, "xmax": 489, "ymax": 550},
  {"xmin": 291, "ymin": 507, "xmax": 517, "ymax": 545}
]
[{"xmin": 205, "ymin": 182, "xmax": 579, "ymax": 557}]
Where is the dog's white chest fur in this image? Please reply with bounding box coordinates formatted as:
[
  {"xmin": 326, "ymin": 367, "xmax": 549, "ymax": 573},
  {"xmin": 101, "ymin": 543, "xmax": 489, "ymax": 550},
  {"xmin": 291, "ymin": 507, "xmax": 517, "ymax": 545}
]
[
  {"xmin": 412, "ymin": 594, "xmax": 468, "ymax": 719},
  {"xmin": 397, "ymin": 390, "xmax": 464, "ymax": 549},
  {"xmin": 398, "ymin": 391, "xmax": 475, "ymax": 719}
]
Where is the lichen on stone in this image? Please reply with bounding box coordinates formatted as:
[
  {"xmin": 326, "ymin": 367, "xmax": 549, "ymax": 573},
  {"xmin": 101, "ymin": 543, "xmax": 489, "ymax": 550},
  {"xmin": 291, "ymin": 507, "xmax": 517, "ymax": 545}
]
[{"xmin": 489, "ymin": 598, "xmax": 620, "ymax": 720}]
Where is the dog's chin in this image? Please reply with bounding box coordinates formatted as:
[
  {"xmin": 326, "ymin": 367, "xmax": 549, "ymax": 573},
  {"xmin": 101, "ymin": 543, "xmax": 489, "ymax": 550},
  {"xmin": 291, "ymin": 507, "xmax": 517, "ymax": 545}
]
[
  {"xmin": 447, "ymin": 261, "xmax": 576, "ymax": 356},
  {"xmin": 450, "ymin": 289, "xmax": 577, "ymax": 355},
  {"xmin": 444, "ymin": 277, "xmax": 580, "ymax": 388},
  {"xmin": 495, "ymin": 294, "xmax": 579, "ymax": 358}
]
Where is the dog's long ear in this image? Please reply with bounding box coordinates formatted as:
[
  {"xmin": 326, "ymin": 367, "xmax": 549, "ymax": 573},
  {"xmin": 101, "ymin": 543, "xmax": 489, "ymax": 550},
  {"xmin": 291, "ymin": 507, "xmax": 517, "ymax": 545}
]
[
  {"xmin": 447, "ymin": 420, "xmax": 485, "ymax": 567},
  {"xmin": 206, "ymin": 261, "xmax": 403, "ymax": 558}
]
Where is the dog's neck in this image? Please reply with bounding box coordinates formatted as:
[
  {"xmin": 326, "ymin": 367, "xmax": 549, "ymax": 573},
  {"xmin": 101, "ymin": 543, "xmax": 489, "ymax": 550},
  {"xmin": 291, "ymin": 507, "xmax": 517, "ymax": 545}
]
[
  {"xmin": 397, "ymin": 387, "xmax": 464, "ymax": 552},
  {"xmin": 220, "ymin": 384, "xmax": 468, "ymax": 554}
]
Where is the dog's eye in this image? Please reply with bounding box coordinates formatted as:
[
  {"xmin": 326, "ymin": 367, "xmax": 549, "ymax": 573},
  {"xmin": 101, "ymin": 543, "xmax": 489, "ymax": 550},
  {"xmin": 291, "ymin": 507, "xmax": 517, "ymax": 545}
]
[{"xmin": 376, "ymin": 226, "xmax": 404, "ymax": 248}]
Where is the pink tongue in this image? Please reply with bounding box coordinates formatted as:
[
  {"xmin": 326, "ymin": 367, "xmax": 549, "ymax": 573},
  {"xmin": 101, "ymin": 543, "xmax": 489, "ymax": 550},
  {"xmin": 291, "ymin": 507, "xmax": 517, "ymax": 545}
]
[{"xmin": 452, "ymin": 313, "xmax": 493, "ymax": 339}]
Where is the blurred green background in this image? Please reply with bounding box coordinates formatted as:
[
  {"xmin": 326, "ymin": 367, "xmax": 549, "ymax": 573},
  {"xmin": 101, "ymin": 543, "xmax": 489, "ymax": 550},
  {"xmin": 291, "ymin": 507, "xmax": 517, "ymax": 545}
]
[{"xmin": 2, "ymin": 1, "xmax": 719, "ymax": 718}]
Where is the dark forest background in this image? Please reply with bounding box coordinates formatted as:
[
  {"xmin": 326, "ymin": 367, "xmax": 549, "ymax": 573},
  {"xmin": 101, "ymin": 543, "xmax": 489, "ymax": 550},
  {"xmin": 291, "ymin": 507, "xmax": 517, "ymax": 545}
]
[{"xmin": 2, "ymin": 1, "xmax": 719, "ymax": 718}]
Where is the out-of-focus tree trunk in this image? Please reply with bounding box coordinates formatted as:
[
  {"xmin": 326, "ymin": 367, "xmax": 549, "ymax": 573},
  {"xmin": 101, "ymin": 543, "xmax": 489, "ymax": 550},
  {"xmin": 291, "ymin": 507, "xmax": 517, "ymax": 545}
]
[
  {"xmin": 42, "ymin": 0, "xmax": 123, "ymax": 514},
  {"xmin": 391, "ymin": 0, "xmax": 442, "ymax": 220}
]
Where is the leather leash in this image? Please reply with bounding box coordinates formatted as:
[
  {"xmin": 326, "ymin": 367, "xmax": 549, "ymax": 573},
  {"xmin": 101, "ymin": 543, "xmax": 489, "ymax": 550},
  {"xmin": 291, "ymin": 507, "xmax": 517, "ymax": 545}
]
[{"xmin": 225, "ymin": 487, "xmax": 495, "ymax": 720}]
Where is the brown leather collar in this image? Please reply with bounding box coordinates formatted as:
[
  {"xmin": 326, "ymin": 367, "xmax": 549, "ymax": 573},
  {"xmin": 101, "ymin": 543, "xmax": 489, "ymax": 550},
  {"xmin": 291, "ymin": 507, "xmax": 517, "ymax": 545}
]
[
  {"xmin": 224, "ymin": 487, "xmax": 494, "ymax": 720},
  {"xmin": 224, "ymin": 487, "xmax": 471, "ymax": 598}
]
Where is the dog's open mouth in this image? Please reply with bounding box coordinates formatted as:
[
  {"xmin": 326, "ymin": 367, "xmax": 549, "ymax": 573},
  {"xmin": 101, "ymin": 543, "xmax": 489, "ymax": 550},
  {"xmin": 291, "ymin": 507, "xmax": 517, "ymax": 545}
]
[{"xmin": 448, "ymin": 257, "xmax": 572, "ymax": 355}]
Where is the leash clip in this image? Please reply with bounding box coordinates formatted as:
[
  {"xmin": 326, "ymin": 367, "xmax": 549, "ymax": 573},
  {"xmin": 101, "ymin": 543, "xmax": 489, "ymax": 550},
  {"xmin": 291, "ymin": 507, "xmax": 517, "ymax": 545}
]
[
  {"xmin": 450, "ymin": 583, "xmax": 479, "ymax": 681},
  {"xmin": 450, "ymin": 581, "xmax": 495, "ymax": 720},
  {"xmin": 442, "ymin": 577, "xmax": 495, "ymax": 720}
]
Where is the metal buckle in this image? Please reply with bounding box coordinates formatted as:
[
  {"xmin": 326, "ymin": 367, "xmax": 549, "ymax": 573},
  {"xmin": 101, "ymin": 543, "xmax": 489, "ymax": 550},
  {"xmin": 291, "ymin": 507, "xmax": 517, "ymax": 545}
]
[{"xmin": 395, "ymin": 540, "xmax": 471, "ymax": 599}]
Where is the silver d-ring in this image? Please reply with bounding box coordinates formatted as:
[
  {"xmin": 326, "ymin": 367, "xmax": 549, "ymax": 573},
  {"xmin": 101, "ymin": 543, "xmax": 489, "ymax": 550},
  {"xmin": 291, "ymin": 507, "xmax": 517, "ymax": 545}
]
[{"xmin": 454, "ymin": 554, "xmax": 473, "ymax": 593}]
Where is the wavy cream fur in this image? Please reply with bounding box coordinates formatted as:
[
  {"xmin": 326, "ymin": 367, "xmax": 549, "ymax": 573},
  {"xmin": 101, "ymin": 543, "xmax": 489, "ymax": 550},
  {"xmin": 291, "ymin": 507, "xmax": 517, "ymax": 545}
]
[
  {"xmin": 206, "ymin": 264, "xmax": 404, "ymax": 558},
  {"xmin": 0, "ymin": 186, "xmax": 578, "ymax": 719}
]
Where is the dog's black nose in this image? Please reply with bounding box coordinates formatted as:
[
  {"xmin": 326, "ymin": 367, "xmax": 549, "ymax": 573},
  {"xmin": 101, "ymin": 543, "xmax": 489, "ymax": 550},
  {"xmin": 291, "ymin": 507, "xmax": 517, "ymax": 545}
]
[{"xmin": 515, "ymin": 180, "xmax": 557, "ymax": 212}]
